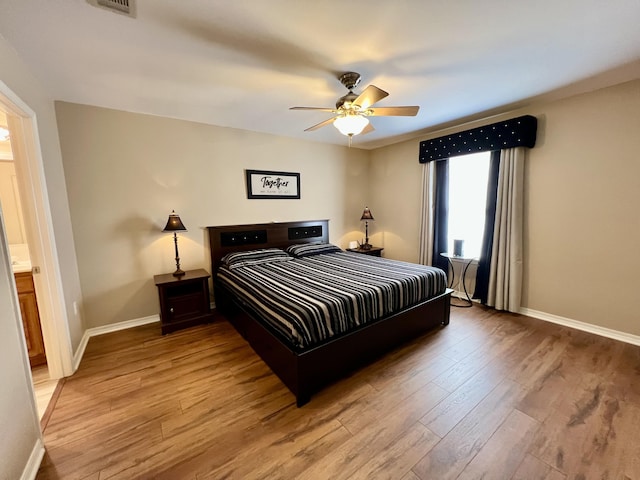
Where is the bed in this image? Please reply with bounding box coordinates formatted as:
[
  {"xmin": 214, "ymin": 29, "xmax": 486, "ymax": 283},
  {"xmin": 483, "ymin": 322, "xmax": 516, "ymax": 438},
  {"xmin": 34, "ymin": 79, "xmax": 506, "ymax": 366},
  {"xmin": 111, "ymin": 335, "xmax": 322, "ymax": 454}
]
[{"xmin": 207, "ymin": 220, "xmax": 452, "ymax": 406}]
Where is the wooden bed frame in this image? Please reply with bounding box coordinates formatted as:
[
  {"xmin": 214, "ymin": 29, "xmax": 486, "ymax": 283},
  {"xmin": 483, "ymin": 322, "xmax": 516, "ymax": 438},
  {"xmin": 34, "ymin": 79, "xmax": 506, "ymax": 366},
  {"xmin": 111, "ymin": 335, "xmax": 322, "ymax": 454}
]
[{"xmin": 207, "ymin": 220, "xmax": 452, "ymax": 407}]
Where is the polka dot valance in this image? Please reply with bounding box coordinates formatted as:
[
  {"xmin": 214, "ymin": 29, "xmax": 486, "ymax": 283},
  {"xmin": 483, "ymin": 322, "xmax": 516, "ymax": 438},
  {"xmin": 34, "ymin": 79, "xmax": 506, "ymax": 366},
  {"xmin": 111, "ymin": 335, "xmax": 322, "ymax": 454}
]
[{"xmin": 419, "ymin": 115, "xmax": 537, "ymax": 163}]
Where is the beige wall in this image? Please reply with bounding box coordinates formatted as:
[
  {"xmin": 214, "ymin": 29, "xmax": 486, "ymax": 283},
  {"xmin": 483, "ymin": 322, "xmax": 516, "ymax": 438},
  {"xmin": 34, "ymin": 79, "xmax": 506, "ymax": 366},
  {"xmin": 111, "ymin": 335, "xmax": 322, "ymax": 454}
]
[
  {"xmin": 371, "ymin": 79, "xmax": 640, "ymax": 337},
  {"xmin": 55, "ymin": 102, "xmax": 371, "ymax": 329},
  {"xmin": 369, "ymin": 139, "xmax": 424, "ymax": 263},
  {"xmin": 0, "ymin": 216, "xmax": 41, "ymax": 480},
  {"xmin": 523, "ymin": 80, "xmax": 640, "ymax": 334}
]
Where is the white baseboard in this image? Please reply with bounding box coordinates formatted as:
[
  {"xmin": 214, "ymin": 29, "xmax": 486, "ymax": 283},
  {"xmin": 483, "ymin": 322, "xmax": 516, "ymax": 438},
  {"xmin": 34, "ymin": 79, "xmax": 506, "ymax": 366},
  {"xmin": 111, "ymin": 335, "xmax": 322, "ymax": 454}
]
[
  {"xmin": 519, "ymin": 307, "xmax": 640, "ymax": 347},
  {"xmin": 85, "ymin": 314, "xmax": 160, "ymax": 337},
  {"xmin": 72, "ymin": 314, "xmax": 160, "ymax": 371},
  {"xmin": 20, "ymin": 438, "xmax": 45, "ymax": 480}
]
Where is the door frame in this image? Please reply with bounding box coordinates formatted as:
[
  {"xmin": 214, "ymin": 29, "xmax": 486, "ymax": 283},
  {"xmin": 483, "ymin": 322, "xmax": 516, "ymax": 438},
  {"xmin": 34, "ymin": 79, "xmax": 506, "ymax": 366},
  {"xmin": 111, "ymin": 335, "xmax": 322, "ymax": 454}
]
[{"xmin": 0, "ymin": 80, "xmax": 73, "ymax": 379}]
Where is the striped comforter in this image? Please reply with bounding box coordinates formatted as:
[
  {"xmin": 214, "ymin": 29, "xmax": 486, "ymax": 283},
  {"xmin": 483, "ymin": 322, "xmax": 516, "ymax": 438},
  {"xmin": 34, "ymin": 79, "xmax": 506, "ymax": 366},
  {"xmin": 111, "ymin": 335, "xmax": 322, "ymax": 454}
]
[{"xmin": 216, "ymin": 251, "xmax": 447, "ymax": 349}]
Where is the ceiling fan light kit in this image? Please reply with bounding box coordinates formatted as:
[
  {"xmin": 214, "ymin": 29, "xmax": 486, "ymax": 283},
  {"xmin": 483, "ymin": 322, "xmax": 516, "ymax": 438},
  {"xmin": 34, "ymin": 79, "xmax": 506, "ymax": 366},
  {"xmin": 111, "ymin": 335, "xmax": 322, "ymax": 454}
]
[
  {"xmin": 333, "ymin": 114, "xmax": 369, "ymax": 136},
  {"xmin": 291, "ymin": 72, "xmax": 419, "ymax": 145}
]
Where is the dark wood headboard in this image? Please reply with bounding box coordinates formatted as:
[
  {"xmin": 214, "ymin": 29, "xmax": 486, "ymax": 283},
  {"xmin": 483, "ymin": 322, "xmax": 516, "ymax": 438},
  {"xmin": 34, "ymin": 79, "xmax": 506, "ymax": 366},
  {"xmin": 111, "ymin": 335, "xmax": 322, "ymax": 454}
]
[{"xmin": 207, "ymin": 220, "xmax": 329, "ymax": 274}]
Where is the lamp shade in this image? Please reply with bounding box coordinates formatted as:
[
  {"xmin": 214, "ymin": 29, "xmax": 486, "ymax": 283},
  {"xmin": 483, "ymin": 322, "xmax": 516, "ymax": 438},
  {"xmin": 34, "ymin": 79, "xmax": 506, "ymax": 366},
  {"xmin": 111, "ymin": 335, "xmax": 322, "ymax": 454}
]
[
  {"xmin": 334, "ymin": 114, "xmax": 369, "ymax": 136},
  {"xmin": 360, "ymin": 207, "xmax": 374, "ymax": 221},
  {"xmin": 162, "ymin": 210, "xmax": 187, "ymax": 232}
]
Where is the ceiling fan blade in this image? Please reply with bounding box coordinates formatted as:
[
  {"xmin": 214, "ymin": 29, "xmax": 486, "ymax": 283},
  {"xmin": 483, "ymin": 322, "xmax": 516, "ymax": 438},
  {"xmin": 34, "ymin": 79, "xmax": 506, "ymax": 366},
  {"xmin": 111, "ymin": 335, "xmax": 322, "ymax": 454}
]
[
  {"xmin": 290, "ymin": 107, "xmax": 336, "ymax": 112},
  {"xmin": 304, "ymin": 117, "xmax": 337, "ymax": 132},
  {"xmin": 353, "ymin": 85, "xmax": 389, "ymax": 110},
  {"xmin": 360, "ymin": 123, "xmax": 375, "ymax": 135},
  {"xmin": 368, "ymin": 106, "xmax": 420, "ymax": 116}
]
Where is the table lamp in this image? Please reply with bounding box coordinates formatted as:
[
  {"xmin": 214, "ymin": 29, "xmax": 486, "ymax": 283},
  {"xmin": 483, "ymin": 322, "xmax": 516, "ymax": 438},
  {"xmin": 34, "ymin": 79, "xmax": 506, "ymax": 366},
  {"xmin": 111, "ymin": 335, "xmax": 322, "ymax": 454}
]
[
  {"xmin": 163, "ymin": 210, "xmax": 187, "ymax": 277},
  {"xmin": 360, "ymin": 206, "xmax": 374, "ymax": 250}
]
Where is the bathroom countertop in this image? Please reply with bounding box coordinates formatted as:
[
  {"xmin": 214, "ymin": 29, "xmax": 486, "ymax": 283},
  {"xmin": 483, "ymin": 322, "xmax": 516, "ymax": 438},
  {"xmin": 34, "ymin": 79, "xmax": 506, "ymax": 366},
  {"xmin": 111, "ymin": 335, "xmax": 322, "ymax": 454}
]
[
  {"xmin": 10, "ymin": 245, "xmax": 32, "ymax": 273},
  {"xmin": 12, "ymin": 260, "xmax": 32, "ymax": 274}
]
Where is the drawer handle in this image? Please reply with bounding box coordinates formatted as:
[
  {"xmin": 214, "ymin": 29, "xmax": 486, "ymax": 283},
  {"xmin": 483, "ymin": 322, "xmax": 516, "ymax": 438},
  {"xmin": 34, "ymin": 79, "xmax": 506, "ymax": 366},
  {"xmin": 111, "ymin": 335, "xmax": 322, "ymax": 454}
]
[{"xmin": 169, "ymin": 307, "xmax": 174, "ymax": 313}]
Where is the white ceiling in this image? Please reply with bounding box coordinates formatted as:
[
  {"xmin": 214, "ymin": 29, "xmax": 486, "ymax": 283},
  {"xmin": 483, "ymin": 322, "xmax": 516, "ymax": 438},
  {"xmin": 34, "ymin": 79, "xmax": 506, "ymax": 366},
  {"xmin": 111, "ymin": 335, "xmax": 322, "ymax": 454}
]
[{"xmin": 1, "ymin": 0, "xmax": 640, "ymax": 149}]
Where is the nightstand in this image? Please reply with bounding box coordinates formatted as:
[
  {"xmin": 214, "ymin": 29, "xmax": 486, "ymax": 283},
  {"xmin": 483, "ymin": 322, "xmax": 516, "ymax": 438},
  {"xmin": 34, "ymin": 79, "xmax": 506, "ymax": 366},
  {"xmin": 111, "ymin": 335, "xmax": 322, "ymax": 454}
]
[
  {"xmin": 347, "ymin": 246, "xmax": 384, "ymax": 257},
  {"xmin": 154, "ymin": 268, "xmax": 215, "ymax": 334}
]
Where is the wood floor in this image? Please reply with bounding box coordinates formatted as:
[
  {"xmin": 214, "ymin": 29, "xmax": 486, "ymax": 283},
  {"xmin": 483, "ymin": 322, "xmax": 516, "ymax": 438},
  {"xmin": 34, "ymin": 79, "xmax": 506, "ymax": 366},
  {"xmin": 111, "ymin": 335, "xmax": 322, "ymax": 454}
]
[
  {"xmin": 32, "ymin": 365, "xmax": 59, "ymax": 421},
  {"xmin": 37, "ymin": 306, "xmax": 640, "ymax": 479}
]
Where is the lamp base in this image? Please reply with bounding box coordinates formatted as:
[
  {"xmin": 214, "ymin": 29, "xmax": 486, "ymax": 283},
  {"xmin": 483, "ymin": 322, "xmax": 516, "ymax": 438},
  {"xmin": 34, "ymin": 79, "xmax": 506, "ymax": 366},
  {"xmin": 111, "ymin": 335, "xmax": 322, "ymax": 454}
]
[
  {"xmin": 172, "ymin": 268, "xmax": 186, "ymax": 277},
  {"xmin": 360, "ymin": 243, "xmax": 372, "ymax": 250},
  {"xmin": 171, "ymin": 232, "xmax": 185, "ymax": 277}
]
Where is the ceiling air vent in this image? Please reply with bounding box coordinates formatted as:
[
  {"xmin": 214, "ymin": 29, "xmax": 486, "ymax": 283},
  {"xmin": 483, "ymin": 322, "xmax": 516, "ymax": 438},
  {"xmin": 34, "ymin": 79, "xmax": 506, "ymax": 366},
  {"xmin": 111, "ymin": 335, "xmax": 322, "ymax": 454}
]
[{"xmin": 88, "ymin": 0, "xmax": 136, "ymax": 17}]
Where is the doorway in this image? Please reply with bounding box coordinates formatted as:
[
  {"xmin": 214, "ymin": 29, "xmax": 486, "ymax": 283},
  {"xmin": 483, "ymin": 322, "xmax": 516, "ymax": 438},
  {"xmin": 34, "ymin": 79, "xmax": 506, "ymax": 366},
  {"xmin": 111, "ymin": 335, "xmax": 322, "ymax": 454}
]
[
  {"xmin": 0, "ymin": 82, "xmax": 74, "ymax": 417},
  {"xmin": 0, "ymin": 116, "xmax": 47, "ymax": 369}
]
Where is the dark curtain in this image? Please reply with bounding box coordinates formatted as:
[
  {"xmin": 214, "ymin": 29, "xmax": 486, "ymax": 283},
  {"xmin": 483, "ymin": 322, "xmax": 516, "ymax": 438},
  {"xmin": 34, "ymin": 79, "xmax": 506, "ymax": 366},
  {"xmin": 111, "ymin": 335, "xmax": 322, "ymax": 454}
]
[
  {"xmin": 431, "ymin": 159, "xmax": 449, "ymax": 274},
  {"xmin": 473, "ymin": 150, "xmax": 501, "ymax": 302}
]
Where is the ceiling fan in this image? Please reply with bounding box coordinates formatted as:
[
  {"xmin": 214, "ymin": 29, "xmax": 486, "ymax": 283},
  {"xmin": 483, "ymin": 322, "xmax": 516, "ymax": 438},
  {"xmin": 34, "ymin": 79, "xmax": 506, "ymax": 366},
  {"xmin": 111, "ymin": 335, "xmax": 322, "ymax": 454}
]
[{"xmin": 290, "ymin": 72, "xmax": 420, "ymax": 144}]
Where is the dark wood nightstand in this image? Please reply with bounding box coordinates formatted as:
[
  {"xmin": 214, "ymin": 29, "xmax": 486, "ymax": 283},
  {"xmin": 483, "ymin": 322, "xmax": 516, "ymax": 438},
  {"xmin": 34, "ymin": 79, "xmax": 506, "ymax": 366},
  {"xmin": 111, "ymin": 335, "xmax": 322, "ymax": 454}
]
[
  {"xmin": 347, "ymin": 246, "xmax": 384, "ymax": 257},
  {"xmin": 154, "ymin": 268, "xmax": 215, "ymax": 334}
]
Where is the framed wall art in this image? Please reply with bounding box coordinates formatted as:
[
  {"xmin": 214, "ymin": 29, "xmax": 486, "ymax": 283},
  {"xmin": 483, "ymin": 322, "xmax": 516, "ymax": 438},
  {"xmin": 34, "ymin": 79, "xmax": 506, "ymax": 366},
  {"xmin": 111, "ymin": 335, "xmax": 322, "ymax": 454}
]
[{"xmin": 245, "ymin": 169, "xmax": 300, "ymax": 199}]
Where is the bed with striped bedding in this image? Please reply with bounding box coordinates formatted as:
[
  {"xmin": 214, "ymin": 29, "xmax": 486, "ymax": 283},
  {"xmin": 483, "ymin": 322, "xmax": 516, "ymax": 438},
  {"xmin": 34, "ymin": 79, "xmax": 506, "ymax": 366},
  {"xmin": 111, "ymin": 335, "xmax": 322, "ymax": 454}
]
[
  {"xmin": 216, "ymin": 251, "xmax": 447, "ymax": 350},
  {"xmin": 209, "ymin": 221, "xmax": 451, "ymax": 406}
]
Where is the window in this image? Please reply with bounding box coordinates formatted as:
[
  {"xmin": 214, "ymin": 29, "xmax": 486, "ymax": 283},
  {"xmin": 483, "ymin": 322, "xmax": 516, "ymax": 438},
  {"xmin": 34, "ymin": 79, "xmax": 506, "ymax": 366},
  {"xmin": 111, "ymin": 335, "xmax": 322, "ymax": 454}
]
[{"xmin": 446, "ymin": 151, "xmax": 491, "ymax": 258}]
